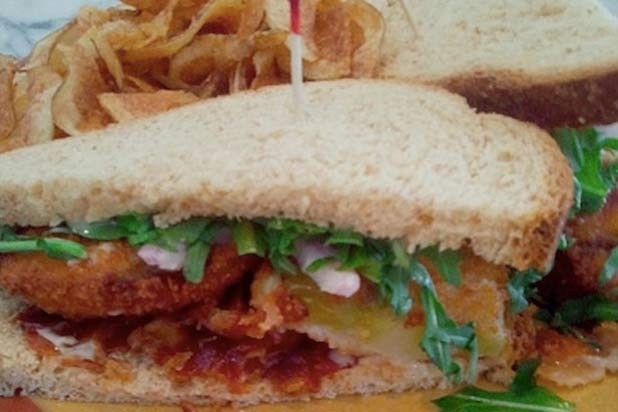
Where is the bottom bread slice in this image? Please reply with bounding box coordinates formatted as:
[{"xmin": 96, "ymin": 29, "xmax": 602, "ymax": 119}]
[{"xmin": 0, "ymin": 290, "xmax": 515, "ymax": 406}]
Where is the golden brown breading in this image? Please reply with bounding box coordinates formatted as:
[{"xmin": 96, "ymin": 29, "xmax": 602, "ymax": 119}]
[
  {"xmin": 541, "ymin": 190, "xmax": 618, "ymax": 302},
  {"xmin": 0, "ymin": 241, "xmax": 260, "ymax": 319}
]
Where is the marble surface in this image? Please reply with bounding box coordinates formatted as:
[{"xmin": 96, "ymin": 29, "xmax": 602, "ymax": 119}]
[
  {"xmin": 0, "ymin": 0, "xmax": 116, "ymax": 57},
  {"xmin": 1, "ymin": 0, "xmax": 617, "ymax": 58}
]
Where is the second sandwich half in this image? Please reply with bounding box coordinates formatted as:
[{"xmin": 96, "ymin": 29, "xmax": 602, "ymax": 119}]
[{"xmin": 0, "ymin": 80, "xmax": 572, "ymax": 405}]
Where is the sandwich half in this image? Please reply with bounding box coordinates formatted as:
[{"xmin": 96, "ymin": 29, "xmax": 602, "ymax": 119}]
[
  {"xmin": 0, "ymin": 80, "xmax": 572, "ymax": 405},
  {"xmin": 376, "ymin": 0, "xmax": 618, "ymax": 128}
]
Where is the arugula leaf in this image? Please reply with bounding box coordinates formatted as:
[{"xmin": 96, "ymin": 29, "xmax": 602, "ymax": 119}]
[
  {"xmin": 261, "ymin": 219, "xmax": 331, "ymax": 274},
  {"xmin": 153, "ymin": 218, "xmax": 211, "ymax": 249},
  {"xmin": 599, "ymin": 246, "xmax": 618, "ymax": 286},
  {"xmin": 116, "ymin": 213, "xmax": 152, "ymax": 235},
  {"xmin": 378, "ymin": 265, "xmax": 414, "ymax": 316},
  {"xmin": 508, "ymin": 269, "xmax": 544, "ymax": 314},
  {"xmin": 67, "ymin": 219, "xmax": 129, "ymax": 240},
  {"xmin": 0, "ymin": 225, "xmax": 18, "ymax": 241},
  {"xmin": 557, "ymin": 234, "xmax": 574, "ymax": 251},
  {"xmin": 553, "ymin": 128, "xmax": 618, "ymax": 215},
  {"xmin": 537, "ymin": 294, "xmax": 618, "ymax": 327},
  {"xmin": 412, "ymin": 259, "xmax": 477, "ymax": 383},
  {"xmin": 67, "ymin": 213, "xmax": 154, "ymax": 241},
  {"xmin": 37, "ymin": 238, "xmax": 88, "ymax": 260},
  {"xmin": 419, "ymin": 246, "xmax": 462, "ymax": 286},
  {"xmin": 433, "ymin": 359, "xmax": 575, "ymax": 412},
  {"xmin": 232, "ymin": 219, "xmax": 266, "ymax": 257},
  {"xmin": 325, "ymin": 230, "xmax": 364, "ymax": 246},
  {"xmin": 0, "ymin": 238, "xmax": 86, "ymax": 260},
  {"xmin": 305, "ymin": 256, "xmax": 337, "ymax": 273},
  {"xmin": 183, "ymin": 241, "xmax": 211, "ymax": 283}
]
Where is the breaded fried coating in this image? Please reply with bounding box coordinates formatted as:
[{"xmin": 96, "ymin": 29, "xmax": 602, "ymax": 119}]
[{"xmin": 0, "ymin": 241, "xmax": 260, "ymax": 319}]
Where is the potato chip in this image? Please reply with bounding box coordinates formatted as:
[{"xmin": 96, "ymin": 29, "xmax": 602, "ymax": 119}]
[
  {"xmin": 229, "ymin": 59, "xmax": 253, "ymax": 93},
  {"xmin": 124, "ymin": 0, "xmax": 261, "ymax": 61},
  {"xmin": 48, "ymin": 8, "xmax": 113, "ymax": 75},
  {"xmin": 0, "ymin": 55, "xmax": 17, "ymax": 140},
  {"xmin": 168, "ymin": 34, "xmax": 252, "ymax": 85},
  {"xmin": 136, "ymin": 0, "xmax": 178, "ymax": 44},
  {"xmin": 263, "ymin": 0, "xmax": 287, "ymax": 31},
  {"xmin": 93, "ymin": 35, "xmax": 125, "ymax": 88},
  {"xmin": 52, "ymin": 45, "xmax": 113, "ymax": 135},
  {"xmin": 237, "ymin": 0, "xmax": 265, "ymax": 36},
  {"xmin": 345, "ymin": 0, "xmax": 384, "ymax": 78},
  {"xmin": 7, "ymin": 0, "xmax": 380, "ymax": 146},
  {"xmin": 11, "ymin": 72, "xmax": 29, "ymax": 123},
  {"xmin": 0, "ymin": 65, "xmax": 62, "ymax": 153},
  {"xmin": 123, "ymin": 75, "xmax": 158, "ymax": 93},
  {"xmin": 23, "ymin": 26, "xmax": 67, "ymax": 70},
  {"xmin": 303, "ymin": 0, "xmax": 353, "ymax": 79},
  {"xmin": 122, "ymin": 0, "xmax": 180, "ymax": 13},
  {"xmin": 251, "ymin": 50, "xmax": 286, "ymax": 89},
  {"xmin": 98, "ymin": 90, "xmax": 197, "ymax": 122}
]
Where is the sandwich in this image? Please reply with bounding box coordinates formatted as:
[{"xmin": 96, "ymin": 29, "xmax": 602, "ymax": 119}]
[
  {"xmin": 0, "ymin": 80, "xmax": 573, "ymax": 406},
  {"xmin": 376, "ymin": 0, "xmax": 618, "ymax": 128}
]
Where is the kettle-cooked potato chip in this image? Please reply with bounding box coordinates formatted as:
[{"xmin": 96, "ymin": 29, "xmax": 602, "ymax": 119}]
[
  {"xmin": 0, "ymin": 65, "xmax": 62, "ymax": 153},
  {"xmin": 0, "ymin": 56, "xmax": 17, "ymax": 140},
  {"xmin": 98, "ymin": 90, "xmax": 198, "ymax": 122},
  {"xmin": 52, "ymin": 45, "xmax": 113, "ymax": 135},
  {"xmin": 2, "ymin": 0, "xmax": 384, "ymax": 150}
]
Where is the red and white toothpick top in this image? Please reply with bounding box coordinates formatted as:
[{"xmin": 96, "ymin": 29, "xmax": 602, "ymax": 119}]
[{"xmin": 289, "ymin": 0, "xmax": 305, "ymax": 119}]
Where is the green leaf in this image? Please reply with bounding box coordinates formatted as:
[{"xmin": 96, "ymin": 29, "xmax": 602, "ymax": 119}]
[
  {"xmin": 508, "ymin": 269, "xmax": 544, "ymax": 314},
  {"xmin": 154, "ymin": 218, "xmax": 211, "ymax": 250},
  {"xmin": 510, "ymin": 359, "xmax": 540, "ymax": 393},
  {"xmin": 409, "ymin": 258, "xmax": 478, "ymax": 383},
  {"xmin": 232, "ymin": 220, "xmax": 266, "ymax": 257},
  {"xmin": 265, "ymin": 219, "xmax": 329, "ymax": 237},
  {"xmin": 433, "ymin": 359, "xmax": 575, "ymax": 412},
  {"xmin": 183, "ymin": 241, "xmax": 211, "ymax": 283},
  {"xmin": 419, "ymin": 246, "xmax": 462, "ymax": 286},
  {"xmin": 391, "ymin": 240, "xmax": 410, "ymax": 268},
  {"xmin": 553, "ymin": 128, "xmax": 618, "ymax": 215},
  {"xmin": 37, "ymin": 238, "xmax": 88, "ymax": 260},
  {"xmin": 336, "ymin": 246, "xmax": 372, "ymax": 271},
  {"xmin": 116, "ymin": 213, "xmax": 153, "ymax": 234},
  {"xmin": 0, "ymin": 238, "xmax": 87, "ymax": 260},
  {"xmin": 68, "ymin": 219, "xmax": 128, "ymax": 240},
  {"xmin": 305, "ymin": 256, "xmax": 337, "ymax": 273},
  {"xmin": 0, "ymin": 225, "xmax": 17, "ymax": 241},
  {"xmin": 599, "ymin": 246, "xmax": 618, "ymax": 285},
  {"xmin": 537, "ymin": 294, "xmax": 618, "ymax": 327},
  {"xmin": 0, "ymin": 240, "xmax": 41, "ymax": 253},
  {"xmin": 325, "ymin": 230, "xmax": 364, "ymax": 246},
  {"xmin": 418, "ymin": 284, "xmax": 477, "ymax": 383},
  {"xmin": 557, "ymin": 234, "xmax": 574, "ymax": 251},
  {"xmin": 378, "ymin": 265, "xmax": 413, "ymax": 316}
]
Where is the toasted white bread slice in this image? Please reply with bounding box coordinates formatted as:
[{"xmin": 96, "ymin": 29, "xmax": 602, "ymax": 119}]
[
  {"xmin": 377, "ymin": 0, "xmax": 618, "ymax": 128},
  {"xmin": 0, "ymin": 289, "xmax": 518, "ymax": 406},
  {"xmin": 0, "ymin": 80, "xmax": 571, "ymax": 271}
]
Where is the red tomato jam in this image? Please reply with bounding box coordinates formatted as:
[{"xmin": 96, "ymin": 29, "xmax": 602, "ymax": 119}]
[{"xmin": 18, "ymin": 307, "xmax": 350, "ymax": 394}]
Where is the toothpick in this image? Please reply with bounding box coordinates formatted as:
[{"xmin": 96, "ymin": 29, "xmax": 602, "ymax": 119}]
[{"xmin": 289, "ymin": 0, "xmax": 305, "ymax": 119}]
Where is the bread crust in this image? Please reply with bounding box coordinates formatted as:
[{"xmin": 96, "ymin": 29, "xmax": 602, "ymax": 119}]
[
  {"xmin": 0, "ymin": 80, "xmax": 572, "ymax": 271},
  {"xmin": 441, "ymin": 69, "xmax": 618, "ymax": 129}
]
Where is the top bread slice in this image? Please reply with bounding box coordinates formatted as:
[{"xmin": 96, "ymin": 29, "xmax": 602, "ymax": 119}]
[
  {"xmin": 376, "ymin": 0, "xmax": 618, "ymax": 128},
  {"xmin": 0, "ymin": 79, "xmax": 572, "ymax": 271}
]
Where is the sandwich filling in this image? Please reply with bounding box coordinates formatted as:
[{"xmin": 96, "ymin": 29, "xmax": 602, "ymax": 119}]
[{"xmin": 0, "ymin": 215, "xmax": 529, "ymax": 394}]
